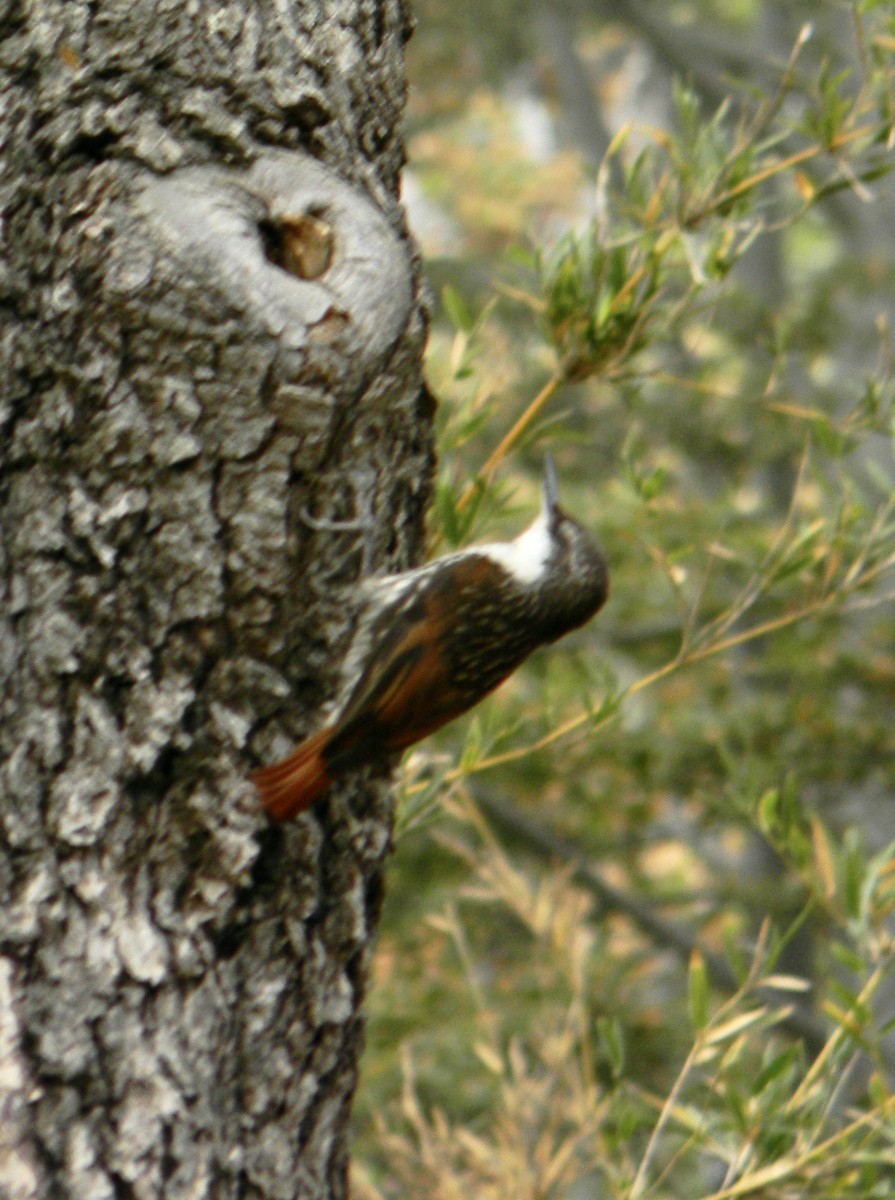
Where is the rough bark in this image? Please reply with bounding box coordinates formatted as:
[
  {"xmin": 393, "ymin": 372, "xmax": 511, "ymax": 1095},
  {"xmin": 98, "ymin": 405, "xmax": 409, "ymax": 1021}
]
[{"xmin": 0, "ymin": 3, "xmax": 432, "ymax": 1198}]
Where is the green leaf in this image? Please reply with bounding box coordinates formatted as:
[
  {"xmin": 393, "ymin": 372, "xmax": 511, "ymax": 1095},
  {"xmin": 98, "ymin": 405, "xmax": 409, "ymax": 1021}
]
[
  {"xmin": 752, "ymin": 1045, "xmax": 800, "ymax": 1096},
  {"xmin": 688, "ymin": 949, "xmax": 710, "ymax": 1031},
  {"xmin": 442, "ymin": 284, "xmax": 474, "ymax": 333},
  {"xmin": 597, "ymin": 1016, "xmax": 626, "ymax": 1080}
]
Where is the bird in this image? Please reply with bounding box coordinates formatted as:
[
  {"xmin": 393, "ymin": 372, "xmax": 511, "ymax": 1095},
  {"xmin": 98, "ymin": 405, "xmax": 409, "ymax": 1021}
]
[{"xmin": 252, "ymin": 456, "xmax": 609, "ymax": 821}]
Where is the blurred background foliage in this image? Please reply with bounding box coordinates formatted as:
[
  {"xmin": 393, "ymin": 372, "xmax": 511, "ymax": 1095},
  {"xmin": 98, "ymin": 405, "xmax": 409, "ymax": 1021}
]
[{"xmin": 352, "ymin": 2, "xmax": 895, "ymax": 1196}]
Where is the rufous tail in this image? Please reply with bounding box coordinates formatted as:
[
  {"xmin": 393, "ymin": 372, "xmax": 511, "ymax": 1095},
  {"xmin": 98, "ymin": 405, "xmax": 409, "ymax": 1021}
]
[{"xmin": 252, "ymin": 726, "xmax": 334, "ymax": 821}]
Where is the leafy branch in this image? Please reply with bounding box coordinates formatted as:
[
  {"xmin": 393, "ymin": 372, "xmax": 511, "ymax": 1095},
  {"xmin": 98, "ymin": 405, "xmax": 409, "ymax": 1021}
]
[
  {"xmin": 447, "ymin": 21, "xmax": 894, "ymax": 504},
  {"xmin": 444, "ymin": 458, "xmax": 895, "ymax": 783}
]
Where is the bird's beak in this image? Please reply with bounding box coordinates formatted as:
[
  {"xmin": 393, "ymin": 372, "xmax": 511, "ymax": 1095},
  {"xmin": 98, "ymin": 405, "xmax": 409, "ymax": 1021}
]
[{"xmin": 542, "ymin": 453, "xmax": 560, "ymax": 521}]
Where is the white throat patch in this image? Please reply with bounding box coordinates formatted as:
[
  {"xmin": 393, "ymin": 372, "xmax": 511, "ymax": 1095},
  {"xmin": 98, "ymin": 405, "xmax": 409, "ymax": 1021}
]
[{"xmin": 479, "ymin": 510, "xmax": 552, "ymax": 585}]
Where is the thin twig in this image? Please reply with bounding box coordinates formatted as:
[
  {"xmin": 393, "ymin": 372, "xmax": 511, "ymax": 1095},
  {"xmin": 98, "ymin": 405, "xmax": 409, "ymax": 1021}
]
[{"xmin": 455, "ymin": 373, "xmax": 562, "ymax": 513}]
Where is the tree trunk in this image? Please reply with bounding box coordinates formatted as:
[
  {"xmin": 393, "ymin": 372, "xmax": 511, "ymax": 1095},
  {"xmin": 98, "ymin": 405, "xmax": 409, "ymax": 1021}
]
[{"xmin": 0, "ymin": 3, "xmax": 431, "ymax": 1197}]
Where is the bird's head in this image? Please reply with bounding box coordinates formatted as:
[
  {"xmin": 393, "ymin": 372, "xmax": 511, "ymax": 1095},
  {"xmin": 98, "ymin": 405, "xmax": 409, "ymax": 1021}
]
[
  {"xmin": 533, "ymin": 453, "xmax": 609, "ymax": 635},
  {"xmin": 481, "ymin": 455, "xmax": 609, "ymax": 634}
]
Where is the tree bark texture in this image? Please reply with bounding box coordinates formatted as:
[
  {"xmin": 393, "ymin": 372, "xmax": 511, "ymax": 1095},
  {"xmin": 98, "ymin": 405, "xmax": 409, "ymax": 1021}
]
[{"xmin": 0, "ymin": 3, "xmax": 431, "ymax": 1197}]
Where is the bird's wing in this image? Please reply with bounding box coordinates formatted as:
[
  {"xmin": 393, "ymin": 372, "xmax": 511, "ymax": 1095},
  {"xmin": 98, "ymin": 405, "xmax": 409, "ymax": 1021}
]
[{"xmin": 325, "ymin": 556, "xmax": 502, "ymax": 765}]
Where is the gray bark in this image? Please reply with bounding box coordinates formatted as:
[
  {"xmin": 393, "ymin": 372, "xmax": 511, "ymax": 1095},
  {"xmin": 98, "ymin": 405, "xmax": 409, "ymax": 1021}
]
[{"xmin": 0, "ymin": 3, "xmax": 431, "ymax": 1198}]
